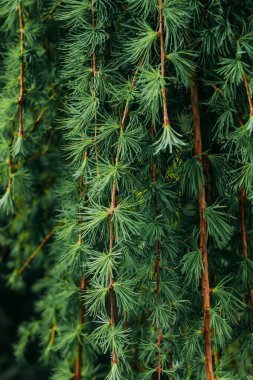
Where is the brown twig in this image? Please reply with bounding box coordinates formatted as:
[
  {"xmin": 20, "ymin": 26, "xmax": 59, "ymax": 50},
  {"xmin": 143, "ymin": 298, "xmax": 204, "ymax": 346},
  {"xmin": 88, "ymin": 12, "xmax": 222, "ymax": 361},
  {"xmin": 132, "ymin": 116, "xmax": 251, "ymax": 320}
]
[
  {"xmin": 43, "ymin": 0, "xmax": 63, "ymax": 21},
  {"xmin": 91, "ymin": 1, "xmax": 100, "ymax": 177},
  {"xmin": 75, "ymin": 276, "xmax": 86, "ymax": 380},
  {"xmin": 18, "ymin": 225, "xmax": 60, "ymax": 274},
  {"xmin": 75, "ymin": 3, "xmax": 101, "ymax": 374},
  {"xmin": 237, "ymin": 117, "xmax": 253, "ymax": 310},
  {"xmin": 75, "ymin": 165, "xmax": 89, "ymax": 379},
  {"xmin": 229, "ymin": 27, "xmax": 253, "ymax": 116},
  {"xmin": 151, "ymin": 123, "xmax": 163, "ymax": 379},
  {"xmin": 27, "ymin": 108, "xmax": 48, "ymax": 137},
  {"xmin": 107, "ymin": 59, "xmax": 143, "ymax": 369},
  {"xmin": 156, "ymin": 239, "xmax": 162, "ymax": 380},
  {"xmin": 49, "ymin": 322, "xmax": 57, "ymax": 346},
  {"xmin": 191, "ymin": 79, "xmax": 215, "ymax": 380},
  {"xmin": 203, "ymin": 157, "xmax": 221, "ymax": 376},
  {"xmin": 158, "ymin": 0, "xmax": 170, "ymax": 126},
  {"xmin": 243, "ymin": 75, "xmax": 253, "ymax": 116},
  {"xmin": 7, "ymin": 125, "xmax": 14, "ymax": 191},
  {"xmin": 18, "ymin": 3, "xmax": 24, "ymax": 137}
]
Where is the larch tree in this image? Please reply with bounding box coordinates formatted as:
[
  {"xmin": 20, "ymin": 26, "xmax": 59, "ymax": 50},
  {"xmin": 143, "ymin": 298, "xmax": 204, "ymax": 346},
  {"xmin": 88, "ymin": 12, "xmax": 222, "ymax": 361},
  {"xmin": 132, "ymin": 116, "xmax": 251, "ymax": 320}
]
[{"xmin": 0, "ymin": 1, "xmax": 253, "ymax": 380}]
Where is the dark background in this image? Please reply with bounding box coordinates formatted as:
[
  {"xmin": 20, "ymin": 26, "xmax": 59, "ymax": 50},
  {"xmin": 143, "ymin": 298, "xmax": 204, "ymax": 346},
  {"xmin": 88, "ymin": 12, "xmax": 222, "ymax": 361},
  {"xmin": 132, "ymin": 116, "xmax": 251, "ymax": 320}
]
[{"xmin": 0, "ymin": 274, "xmax": 49, "ymax": 380}]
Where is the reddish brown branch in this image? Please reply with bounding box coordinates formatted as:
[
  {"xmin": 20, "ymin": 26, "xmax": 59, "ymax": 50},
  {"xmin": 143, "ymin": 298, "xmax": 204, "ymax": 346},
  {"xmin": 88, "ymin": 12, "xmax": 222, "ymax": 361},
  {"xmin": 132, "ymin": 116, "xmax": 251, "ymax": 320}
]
[
  {"xmin": 92, "ymin": 0, "xmax": 97, "ymax": 72},
  {"xmin": 203, "ymin": 156, "xmax": 221, "ymax": 374},
  {"xmin": 7, "ymin": 126, "xmax": 14, "ymax": 191},
  {"xmin": 91, "ymin": 0, "xmax": 100, "ymax": 177},
  {"xmin": 75, "ymin": 173, "xmax": 88, "ymax": 379},
  {"xmin": 131, "ymin": 347, "xmax": 139, "ymax": 370},
  {"xmin": 158, "ymin": 0, "xmax": 170, "ymax": 126},
  {"xmin": 109, "ymin": 271, "xmax": 115, "ymax": 325},
  {"xmin": 49, "ymin": 322, "xmax": 57, "ymax": 347},
  {"xmin": 243, "ymin": 75, "xmax": 253, "ymax": 116},
  {"xmin": 18, "ymin": 4, "xmax": 24, "ymax": 137},
  {"xmin": 109, "ymin": 62, "xmax": 142, "ymax": 211},
  {"xmin": 75, "ymin": 276, "xmax": 86, "ymax": 380},
  {"xmin": 151, "ymin": 123, "xmax": 162, "ymax": 379},
  {"xmin": 109, "ymin": 193, "xmax": 116, "ymax": 364},
  {"xmin": 240, "ymin": 185, "xmax": 248, "ymax": 261},
  {"xmin": 238, "ymin": 129, "xmax": 253, "ymax": 309},
  {"xmin": 191, "ymin": 80, "xmax": 215, "ymax": 380},
  {"xmin": 107, "ymin": 62, "xmax": 142, "ymax": 368},
  {"xmin": 230, "ymin": 29, "xmax": 253, "ymax": 116}
]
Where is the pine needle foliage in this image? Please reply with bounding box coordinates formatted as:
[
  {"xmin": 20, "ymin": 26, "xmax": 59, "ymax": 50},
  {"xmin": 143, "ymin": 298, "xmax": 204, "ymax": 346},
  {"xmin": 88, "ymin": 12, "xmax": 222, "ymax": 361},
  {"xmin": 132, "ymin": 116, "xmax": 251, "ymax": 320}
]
[{"xmin": 0, "ymin": 1, "xmax": 253, "ymax": 380}]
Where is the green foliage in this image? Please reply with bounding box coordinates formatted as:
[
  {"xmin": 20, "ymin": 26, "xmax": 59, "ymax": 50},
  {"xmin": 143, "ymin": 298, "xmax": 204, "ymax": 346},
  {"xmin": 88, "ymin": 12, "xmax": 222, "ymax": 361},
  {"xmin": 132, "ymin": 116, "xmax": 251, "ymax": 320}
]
[
  {"xmin": 1, "ymin": 1, "xmax": 253, "ymax": 380},
  {"xmin": 154, "ymin": 124, "xmax": 186, "ymax": 154},
  {"xmin": 204, "ymin": 204, "xmax": 234, "ymax": 248},
  {"xmin": 182, "ymin": 250, "xmax": 203, "ymax": 288},
  {"xmin": 180, "ymin": 157, "xmax": 204, "ymax": 198}
]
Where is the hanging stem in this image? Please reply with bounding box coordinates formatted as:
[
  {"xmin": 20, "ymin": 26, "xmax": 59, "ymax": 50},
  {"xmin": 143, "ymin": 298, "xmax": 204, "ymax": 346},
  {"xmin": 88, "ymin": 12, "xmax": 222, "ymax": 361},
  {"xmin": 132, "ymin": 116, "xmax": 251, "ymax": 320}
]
[
  {"xmin": 49, "ymin": 322, "xmax": 57, "ymax": 347},
  {"xmin": 75, "ymin": 275, "xmax": 86, "ymax": 380},
  {"xmin": 43, "ymin": 0, "xmax": 63, "ymax": 20},
  {"xmin": 7, "ymin": 125, "xmax": 14, "ymax": 191},
  {"xmin": 230, "ymin": 29, "xmax": 253, "ymax": 116},
  {"xmin": 242, "ymin": 75, "xmax": 253, "ymax": 116},
  {"xmin": 91, "ymin": 0, "xmax": 100, "ymax": 177},
  {"xmin": 151, "ymin": 123, "xmax": 162, "ymax": 379},
  {"xmin": 18, "ymin": 225, "xmax": 60, "ymax": 274},
  {"xmin": 156, "ymin": 239, "xmax": 162, "ymax": 380},
  {"xmin": 237, "ymin": 116, "xmax": 253, "ymax": 310},
  {"xmin": 75, "ymin": 2, "xmax": 101, "ymax": 371},
  {"xmin": 107, "ymin": 61, "xmax": 143, "ymax": 368},
  {"xmin": 18, "ymin": 3, "xmax": 24, "ymax": 137},
  {"xmin": 203, "ymin": 155, "xmax": 221, "ymax": 376},
  {"xmin": 158, "ymin": 0, "xmax": 170, "ymax": 126},
  {"xmin": 75, "ymin": 171, "xmax": 89, "ymax": 379},
  {"xmin": 240, "ymin": 185, "xmax": 248, "ymax": 261},
  {"xmin": 109, "ymin": 184, "xmax": 117, "ymax": 363},
  {"xmin": 191, "ymin": 79, "xmax": 215, "ymax": 380},
  {"xmin": 27, "ymin": 108, "xmax": 48, "ymax": 136}
]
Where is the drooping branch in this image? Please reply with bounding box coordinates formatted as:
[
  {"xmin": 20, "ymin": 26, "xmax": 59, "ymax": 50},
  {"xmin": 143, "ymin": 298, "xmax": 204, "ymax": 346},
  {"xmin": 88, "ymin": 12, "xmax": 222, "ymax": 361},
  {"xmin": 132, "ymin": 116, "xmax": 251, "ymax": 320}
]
[
  {"xmin": 191, "ymin": 79, "xmax": 215, "ymax": 380},
  {"xmin": 75, "ymin": 2, "xmax": 101, "ymax": 373},
  {"xmin": 237, "ymin": 116, "xmax": 253, "ymax": 310},
  {"xmin": 27, "ymin": 108, "xmax": 48, "ymax": 136},
  {"xmin": 91, "ymin": 0, "xmax": 100, "ymax": 177},
  {"xmin": 151, "ymin": 123, "xmax": 162, "ymax": 379},
  {"xmin": 7, "ymin": 126, "xmax": 14, "ymax": 192},
  {"xmin": 43, "ymin": 0, "xmax": 63, "ymax": 21},
  {"xmin": 18, "ymin": 3, "xmax": 24, "ymax": 137},
  {"xmin": 75, "ymin": 158, "xmax": 89, "ymax": 379},
  {"xmin": 229, "ymin": 27, "xmax": 253, "ymax": 117},
  {"xmin": 75, "ymin": 275, "xmax": 86, "ymax": 380},
  {"xmin": 18, "ymin": 225, "xmax": 60, "ymax": 274},
  {"xmin": 242, "ymin": 75, "xmax": 253, "ymax": 116},
  {"xmin": 158, "ymin": 0, "xmax": 170, "ymax": 126},
  {"xmin": 203, "ymin": 153, "xmax": 221, "ymax": 376},
  {"xmin": 49, "ymin": 322, "xmax": 57, "ymax": 347},
  {"xmin": 107, "ymin": 61, "xmax": 143, "ymax": 368}
]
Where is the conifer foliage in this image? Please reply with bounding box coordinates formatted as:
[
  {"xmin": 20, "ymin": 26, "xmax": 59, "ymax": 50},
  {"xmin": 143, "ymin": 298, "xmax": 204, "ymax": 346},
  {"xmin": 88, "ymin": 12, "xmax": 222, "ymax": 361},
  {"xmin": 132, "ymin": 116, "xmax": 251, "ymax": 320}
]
[{"xmin": 0, "ymin": 1, "xmax": 253, "ymax": 380}]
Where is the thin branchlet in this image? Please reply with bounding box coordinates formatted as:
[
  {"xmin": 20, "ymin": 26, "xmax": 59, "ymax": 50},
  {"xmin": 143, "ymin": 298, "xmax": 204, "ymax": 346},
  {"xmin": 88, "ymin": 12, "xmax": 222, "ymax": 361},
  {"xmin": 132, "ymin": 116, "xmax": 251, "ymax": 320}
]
[
  {"xmin": 191, "ymin": 79, "xmax": 215, "ymax": 380},
  {"xmin": 18, "ymin": 3, "xmax": 24, "ymax": 137}
]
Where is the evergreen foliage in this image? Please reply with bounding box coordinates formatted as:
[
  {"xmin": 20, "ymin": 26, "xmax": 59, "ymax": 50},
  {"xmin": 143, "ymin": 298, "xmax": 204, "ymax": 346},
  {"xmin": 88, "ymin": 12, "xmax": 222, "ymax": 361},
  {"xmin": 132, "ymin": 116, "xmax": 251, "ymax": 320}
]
[{"xmin": 0, "ymin": 1, "xmax": 253, "ymax": 380}]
